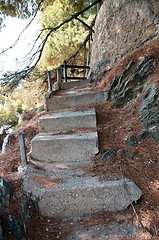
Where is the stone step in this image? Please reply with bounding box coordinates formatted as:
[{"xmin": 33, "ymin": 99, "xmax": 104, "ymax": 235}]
[
  {"xmin": 39, "ymin": 109, "xmax": 97, "ymax": 133},
  {"xmin": 23, "ymin": 166, "xmax": 142, "ymax": 218},
  {"xmin": 59, "ymin": 79, "xmax": 89, "ymax": 90},
  {"xmin": 65, "ymin": 215, "xmax": 143, "ymax": 239},
  {"xmin": 45, "ymin": 90, "xmax": 108, "ymax": 111},
  {"xmin": 30, "ymin": 132, "xmax": 98, "ymax": 167}
]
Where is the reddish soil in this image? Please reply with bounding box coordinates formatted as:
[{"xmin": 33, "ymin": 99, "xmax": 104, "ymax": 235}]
[{"xmin": 0, "ymin": 40, "xmax": 159, "ymax": 239}]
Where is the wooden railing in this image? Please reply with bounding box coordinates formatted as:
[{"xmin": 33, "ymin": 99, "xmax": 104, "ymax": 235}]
[
  {"xmin": 47, "ymin": 32, "xmax": 92, "ymax": 91},
  {"xmin": 57, "ymin": 61, "xmax": 90, "ymax": 83},
  {"xmin": 46, "ymin": 0, "xmax": 102, "ymax": 91}
]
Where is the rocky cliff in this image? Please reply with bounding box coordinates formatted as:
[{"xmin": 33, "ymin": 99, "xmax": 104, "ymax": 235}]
[{"xmin": 89, "ymin": 0, "xmax": 159, "ymax": 80}]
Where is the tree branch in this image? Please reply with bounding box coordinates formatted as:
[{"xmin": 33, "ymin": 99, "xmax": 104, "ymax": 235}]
[
  {"xmin": 75, "ymin": 17, "xmax": 94, "ymax": 33},
  {"xmin": 0, "ymin": 0, "xmax": 44, "ymax": 55},
  {"xmin": 0, "ymin": 1, "xmax": 99, "ymax": 89},
  {"xmin": 31, "ymin": 1, "xmax": 99, "ymax": 67}
]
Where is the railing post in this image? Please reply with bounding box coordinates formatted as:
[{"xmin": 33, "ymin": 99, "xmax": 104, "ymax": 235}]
[
  {"xmin": 57, "ymin": 67, "xmax": 61, "ymax": 83},
  {"xmin": 83, "ymin": 43, "xmax": 86, "ymax": 78},
  {"xmin": 18, "ymin": 133, "xmax": 27, "ymax": 165},
  {"xmin": 86, "ymin": 37, "xmax": 91, "ymax": 77},
  {"xmin": 47, "ymin": 71, "xmax": 52, "ymax": 92},
  {"xmin": 63, "ymin": 61, "xmax": 67, "ymax": 83}
]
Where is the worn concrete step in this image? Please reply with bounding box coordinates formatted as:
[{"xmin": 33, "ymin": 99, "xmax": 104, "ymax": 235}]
[
  {"xmin": 23, "ymin": 166, "xmax": 142, "ymax": 218},
  {"xmin": 39, "ymin": 109, "xmax": 97, "ymax": 133},
  {"xmin": 45, "ymin": 90, "xmax": 108, "ymax": 111},
  {"xmin": 30, "ymin": 132, "xmax": 98, "ymax": 167},
  {"xmin": 59, "ymin": 79, "xmax": 89, "ymax": 90}
]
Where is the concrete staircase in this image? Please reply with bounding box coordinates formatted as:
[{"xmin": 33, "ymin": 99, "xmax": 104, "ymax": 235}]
[
  {"xmin": 38, "ymin": 109, "xmax": 97, "ymax": 133},
  {"xmin": 45, "ymin": 86, "xmax": 108, "ymax": 111},
  {"xmin": 23, "ymin": 84, "xmax": 142, "ymax": 218}
]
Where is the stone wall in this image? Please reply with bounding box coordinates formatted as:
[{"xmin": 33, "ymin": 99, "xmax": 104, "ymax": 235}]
[{"xmin": 89, "ymin": 0, "xmax": 159, "ymax": 79}]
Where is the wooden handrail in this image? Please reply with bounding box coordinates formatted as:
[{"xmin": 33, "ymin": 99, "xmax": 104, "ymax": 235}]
[
  {"xmin": 61, "ymin": 65, "xmax": 90, "ymax": 69},
  {"xmin": 61, "ymin": 77, "xmax": 87, "ymax": 80},
  {"xmin": 46, "ymin": 6, "xmax": 99, "ymax": 89},
  {"xmin": 60, "ymin": 63, "xmax": 90, "ymax": 82}
]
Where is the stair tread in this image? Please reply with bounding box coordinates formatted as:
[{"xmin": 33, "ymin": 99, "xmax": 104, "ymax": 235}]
[
  {"xmin": 33, "ymin": 131, "xmax": 98, "ymax": 140},
  {"xmin": 23, "ymin": 165, "xmax": 142, "ymax": 218},
  {"xmin": 39, "ymin": 109, "xmax": 96, "ymax": 119},
  {"xmin": 45, "ymin": 90, "xmax": 108, "ymax": 111},
  {"xmin": 39, "ymin": 109, "xmax": 97, "ymax": 133}
]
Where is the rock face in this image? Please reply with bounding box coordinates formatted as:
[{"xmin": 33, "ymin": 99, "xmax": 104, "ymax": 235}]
[
  {"xmin": 0, "ymin": 177, "xmax": 24, "ymax": 240},
  {"xmin": 89, "ymin": 0, "xmax": 159, "ymax": 79},
  {"xmin": 108, "ymin": 57, "xmax": 157, "ymax": 108},
  {"xmin": 0, "ymin": 177, "xmax": 10, "ymax": 208},
  {"xmin": 65, "ymin": 220, "xmax": 143, "ymax": 240},
  {"xmin": 0, "ymin": 218, "xmax": 4, "ymax": 240},
  {"xmin": 0, "ymin": 177, "xmax": 39, "ymax": 240},
  {"xmin": 139, "ymin": 83, "xmax": 159, "ymax": 142},
  {"xmin": 106, "ymin": 55, "xmax": 159, "ymax": 143},
  {"xmin": 100, "ymin": 148, "xmax": 117, "ymax": 162},
  {"xmin": 0, "ymin": 129, "xmax": 6, "ymax": 150}
]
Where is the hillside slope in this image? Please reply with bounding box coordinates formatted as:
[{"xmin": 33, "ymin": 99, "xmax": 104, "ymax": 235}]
[{"xmin": 0, "ymin": 40, "xmax": 158, "ymax": 239}]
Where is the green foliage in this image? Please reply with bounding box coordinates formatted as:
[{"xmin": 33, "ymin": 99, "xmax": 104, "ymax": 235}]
[
  {"xmin": 11, "ymin": 70, "xmax": 46, "ymax": 111},
  {"xmin": 40, "ymin": 0, "xmax": 96, "ymax": 68},
  {"xmin": 0, "ymin": 95, "xmax": 19, "ymax": 127},
  {"xmin": 0, "ymin": 0, "xmax": 38, "ymax": 29},
  {"xmin": 0, "ymin": 0, "xmax": 33, "ymax": 17},
  {"xmin": 17, "ymin": 104, "xmax": 23, "ymax": 114},
  {"xmin": 0, "ymin": 0, "xmax": 96, "ymax": 29},
  {"xmin": 36, "ymin": 105, "xmax": 43, "ymax": 113},
  {"xmin": 0, "ymin": 66, "xmax": 47, "ymax": 128},
  {"xmin": 0, "ymin": 0, "xmax": 96, "ymax": 129}
]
